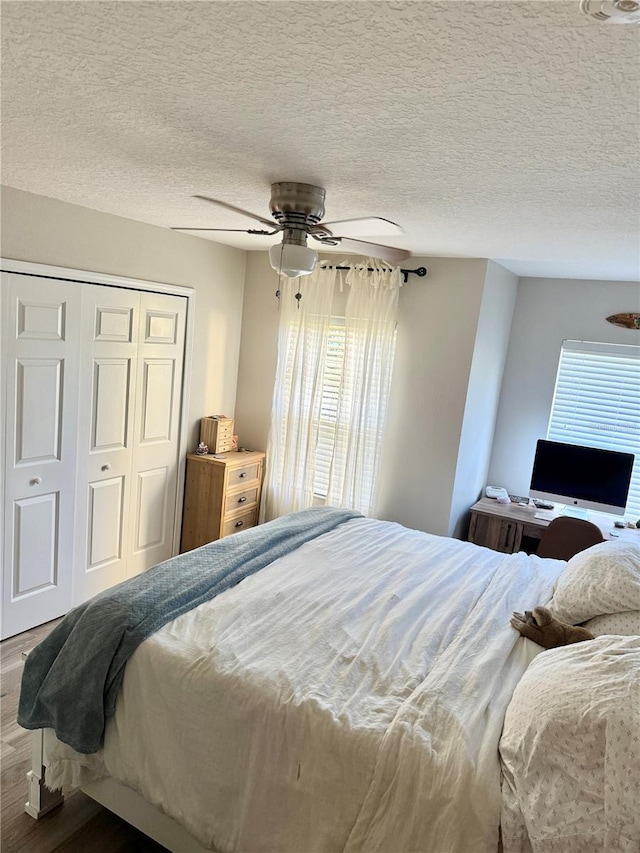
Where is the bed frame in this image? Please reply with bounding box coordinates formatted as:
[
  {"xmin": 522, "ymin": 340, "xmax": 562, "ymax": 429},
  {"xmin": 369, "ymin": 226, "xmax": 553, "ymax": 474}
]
[{"xmin": 27, "ymin": 729, "xmax": 214, "ymax": 853}]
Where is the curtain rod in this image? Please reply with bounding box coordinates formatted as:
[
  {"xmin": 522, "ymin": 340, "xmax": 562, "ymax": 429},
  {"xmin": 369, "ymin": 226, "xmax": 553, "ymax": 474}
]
[
  {"xmin": 275, "ymin": 265, "xmax": 428, "ymax": 303},
  {"xmin": 321, "ymin": 265, "xmax": 427, "ymax": 284}
]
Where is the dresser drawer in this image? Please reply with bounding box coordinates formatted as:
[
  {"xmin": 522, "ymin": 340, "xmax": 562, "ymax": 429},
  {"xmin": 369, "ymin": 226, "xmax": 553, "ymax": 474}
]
[
  {"xmin": 224, "ymin": 485, "xmax": 259, "ymax": 515},
  {"xmin": 227, "ymin": 462, "xmax": 260, "ymax": 487},
  {"xmin": 222, "ymin": 508, "xmax": 258, "ymax": 537}
]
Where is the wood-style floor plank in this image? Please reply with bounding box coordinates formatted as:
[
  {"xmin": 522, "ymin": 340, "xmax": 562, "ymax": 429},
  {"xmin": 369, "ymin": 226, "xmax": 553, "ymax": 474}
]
[{"xmin": 1, "ymin": 620, "xmax": 167, "ymax": 853}]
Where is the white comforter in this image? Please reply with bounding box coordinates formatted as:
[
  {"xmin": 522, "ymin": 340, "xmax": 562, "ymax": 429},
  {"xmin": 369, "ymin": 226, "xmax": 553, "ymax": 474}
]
[{"xmin": 46, "ymin": 517, "xmax": 564, "ymax": 853}]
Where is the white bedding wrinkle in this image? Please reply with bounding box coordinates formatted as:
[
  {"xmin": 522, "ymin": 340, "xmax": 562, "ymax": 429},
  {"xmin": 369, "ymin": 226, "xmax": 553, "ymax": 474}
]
[
  {"xmin": 45, "ymin": 517, "xmax": 564, "ymax": 853},
  {"xmin": 500, "ymin": 636, "xmax": 640, "ymax": 853}
]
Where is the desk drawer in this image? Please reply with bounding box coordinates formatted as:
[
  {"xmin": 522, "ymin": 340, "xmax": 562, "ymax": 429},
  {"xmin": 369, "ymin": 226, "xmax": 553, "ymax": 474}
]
[
  {"xmin": 469, "ymin": 512, "xmax": 520, "ymax": 553},
  {"xmin": 522, "ymin": 522, "xmax": 543, "ymax": 539},
  {"xmin": 224, "ymin": 486, "xmax": 259, "ymax": 515},
  {"xmin": 222, "ymin": 508, "xmax": 258, "ymax": 537}
]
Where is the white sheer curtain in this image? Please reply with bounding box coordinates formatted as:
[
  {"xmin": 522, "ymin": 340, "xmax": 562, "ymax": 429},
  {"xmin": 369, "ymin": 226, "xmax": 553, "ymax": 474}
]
[
  {"xmin": 261, "ymin": 266, "xmax": 337, "ymax": 520},
  {"xmin": 326, "ymin": 261, "xmax": 401, "ymax": 515},
  {"xmin": 261, "ymin": 258, "xmax": 400, "ymax": 521}
]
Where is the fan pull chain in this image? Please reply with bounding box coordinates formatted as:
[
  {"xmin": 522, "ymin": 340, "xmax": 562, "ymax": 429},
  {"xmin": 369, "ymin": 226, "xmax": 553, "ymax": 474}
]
[{"xmin": 275, "ymin": 243, "xmax": 284, "ymax": 305}]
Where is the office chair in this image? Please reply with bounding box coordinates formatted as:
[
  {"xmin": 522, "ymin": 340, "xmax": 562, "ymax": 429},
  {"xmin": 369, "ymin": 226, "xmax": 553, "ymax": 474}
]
[{"xmin": 536, "ymin": 516, "xmax": 605, "ymax": 561}]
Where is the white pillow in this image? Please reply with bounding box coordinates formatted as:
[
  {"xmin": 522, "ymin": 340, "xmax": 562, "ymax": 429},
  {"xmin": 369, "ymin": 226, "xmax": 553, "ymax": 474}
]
[
  {"xmin": 548, "ymin": 540, "xmax": 640, "ymax": 624},
  {"xmin": 582, "ymin": 611, "xmax": 640, "ymax": 636}
]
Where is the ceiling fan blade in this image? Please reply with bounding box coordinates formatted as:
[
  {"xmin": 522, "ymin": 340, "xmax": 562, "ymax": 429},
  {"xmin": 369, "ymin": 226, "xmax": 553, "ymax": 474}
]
[
  {"xmin": 170, "ymin": 227, "xmax": 279, "ymax": 235},
  {"xmin": 323, "ymin": 236, "xmax": 411, "ymax": 265},
  {"xmin": 320, "ymin": 217, "xmax": 403, "ymax": 238},
  {"xmin": 193, "ymin": 194, "xmax": 279, "ymax": 230}
]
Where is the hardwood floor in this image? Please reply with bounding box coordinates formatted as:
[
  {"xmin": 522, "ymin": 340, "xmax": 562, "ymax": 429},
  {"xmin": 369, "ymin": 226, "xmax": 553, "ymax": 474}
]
[{"xmin": 1, "ymin": 620, "xmax": 167, "ymax": 853}]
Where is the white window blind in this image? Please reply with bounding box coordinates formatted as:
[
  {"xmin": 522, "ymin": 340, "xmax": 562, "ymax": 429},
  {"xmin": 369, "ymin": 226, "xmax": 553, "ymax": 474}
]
[
  {"xmin": 547, "ymin": 340, "xmax": 640, "ymax": 519},
  {"xmin": 315, "ymin": 319, "xmax": 345, "ymax": 498}
]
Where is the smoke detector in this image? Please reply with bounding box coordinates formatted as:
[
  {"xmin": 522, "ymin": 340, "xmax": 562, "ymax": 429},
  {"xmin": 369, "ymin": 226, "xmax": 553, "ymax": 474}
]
[{"xmin": 580, "ymin": 0, "xmax": 640, "ymax": 23}]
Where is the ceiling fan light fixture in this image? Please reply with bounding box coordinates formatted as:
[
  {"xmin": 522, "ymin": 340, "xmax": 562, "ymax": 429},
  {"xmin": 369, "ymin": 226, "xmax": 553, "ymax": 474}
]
[{"xmin": 269, "ymin": 242, "xmax": 318, "ymax": 279}]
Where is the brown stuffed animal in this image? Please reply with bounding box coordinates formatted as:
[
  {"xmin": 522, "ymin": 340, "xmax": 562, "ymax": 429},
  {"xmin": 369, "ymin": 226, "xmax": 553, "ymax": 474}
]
[{"xmin": 510, "ymin": 607, "xmax": 594, "ymax": 650}]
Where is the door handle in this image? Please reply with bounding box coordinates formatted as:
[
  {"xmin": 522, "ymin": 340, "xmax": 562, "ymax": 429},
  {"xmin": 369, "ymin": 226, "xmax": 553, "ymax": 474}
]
[
  {"xmin": 101, "ymin": 464, "xmax": 111, "ymax": 472},
  {"xmin": 30, "ymin": 477, "xmax": 42, "ymax": 486}
]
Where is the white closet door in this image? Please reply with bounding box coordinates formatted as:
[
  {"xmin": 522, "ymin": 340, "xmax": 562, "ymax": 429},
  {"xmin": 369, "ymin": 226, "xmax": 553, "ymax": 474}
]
[
  {"xmin": 1, "ymin": 274, "xmax": 81, "ymax": 638},
  {"xmin": 73, "ymin": 285, "xmax": 140, "ymax": 603},
  {"xmin": 127, "ymin": 291, "xmax": 187, "ymax": 577},
  {"xmin": 73, "ymin": 287, "xmax": 187, "ymax": 602},
  {"xmin": 2, "ymin": 271, "xmax": 189, "ymax": 632}
]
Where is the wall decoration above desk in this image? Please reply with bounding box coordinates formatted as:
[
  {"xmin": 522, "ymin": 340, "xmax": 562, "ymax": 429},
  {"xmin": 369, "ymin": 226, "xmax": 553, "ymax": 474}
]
[{"xmin": 606, "ymin": 313, "xmax": 640, "ymax": 330}]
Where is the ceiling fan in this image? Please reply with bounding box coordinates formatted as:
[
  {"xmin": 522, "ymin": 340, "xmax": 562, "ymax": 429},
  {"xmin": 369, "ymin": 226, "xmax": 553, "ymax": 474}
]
[{"xmin": 171, "ymin": 182, "xmax": 411, "ymax": 278}]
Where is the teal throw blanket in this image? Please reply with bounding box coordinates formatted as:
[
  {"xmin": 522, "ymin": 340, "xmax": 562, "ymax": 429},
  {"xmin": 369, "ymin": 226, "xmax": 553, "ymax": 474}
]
[{"xmin": 18, "ymin": 506, "xmax": 361, "ymax": 754}]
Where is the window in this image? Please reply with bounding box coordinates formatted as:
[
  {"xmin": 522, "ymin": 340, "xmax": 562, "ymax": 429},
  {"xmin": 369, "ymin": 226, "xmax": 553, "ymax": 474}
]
[
  {"xmin": 314, "ymin": 316, "xmax": 397, "ymax": 501},
  {"xmin": 547, "ymin": 340, "xmax": 640, "ymax": 518},
  {"xmin": 315, "ymin": 319, "xmax": 345, "ymax": 498}
]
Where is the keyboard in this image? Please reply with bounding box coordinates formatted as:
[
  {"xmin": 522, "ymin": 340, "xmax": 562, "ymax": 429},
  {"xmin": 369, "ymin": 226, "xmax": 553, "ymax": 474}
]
[{"xmin": 534, "ymin": 510, "xmax": 555, "ymax": 521}]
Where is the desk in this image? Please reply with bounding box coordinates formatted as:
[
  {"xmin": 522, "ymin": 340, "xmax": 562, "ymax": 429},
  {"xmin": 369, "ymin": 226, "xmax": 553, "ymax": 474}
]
[{"xmin": 467, "ymin": 497, "xmax": 640, "ymax": 554}]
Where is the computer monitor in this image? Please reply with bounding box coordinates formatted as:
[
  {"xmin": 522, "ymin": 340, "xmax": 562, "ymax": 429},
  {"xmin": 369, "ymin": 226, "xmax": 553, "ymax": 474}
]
[{"xmin": 529, "ymin": 439, "xmax": 635, "ymax": 517}]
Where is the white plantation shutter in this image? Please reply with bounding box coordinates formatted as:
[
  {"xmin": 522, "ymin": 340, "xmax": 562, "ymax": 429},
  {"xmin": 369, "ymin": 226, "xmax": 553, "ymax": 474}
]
[
  {"xmin": 315, "ymin": 319, "xmax": 345, "ymax": 498},
  {"xmin": 547, "ymin": 340, "xmax": 640, "ymax": 519}
]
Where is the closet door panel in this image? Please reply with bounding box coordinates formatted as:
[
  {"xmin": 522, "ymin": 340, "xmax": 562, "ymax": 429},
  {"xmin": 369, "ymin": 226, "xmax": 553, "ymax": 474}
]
[
  {"xmin": 1, "ymin": 274, "xmax": 81, "ymax": 639},
  {"xmin": 13, "ymin": 492, "xmax": 60, "ymax": 594},
  {"xmin": 91, "ymin": 358, "xmax": 132, "ymax": 450},
  {"xmin": 87, "ymin": 477, "xmax": 125, "ymax": 568},
  {"xmin": 15, "ymin": 358, "xmax": 63, "ymax": 463},
  {"xmin": 73, "ymin": 286, "xmax": 139, "ymax": 604},
  {"xmin": 17, "ymin": 298, "xmax": 66, "ymax": 340},
  {"xmin": 128, "ymin": 293, "xmax": 187, "ymax": 576},
  {"xmin": 140, "ymin": 359, "xmax": 175, "ymax": 442},
  {"xmin": 134, "ymin": 467, "xmax": 168, "ymax": 551}
]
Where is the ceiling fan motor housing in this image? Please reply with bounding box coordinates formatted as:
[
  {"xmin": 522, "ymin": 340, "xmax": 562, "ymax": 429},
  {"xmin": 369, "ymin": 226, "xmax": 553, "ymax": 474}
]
[
  {"xmin": 270, "ymin": 181, "xmax": 326, "ymax": 236},
  {"xmin": 268, "ymin": 182, "xmax": 325, "ymax": 277},
  {"xmin": 580, "ymin": 0, "xmax": 640, "ymax": 21}
]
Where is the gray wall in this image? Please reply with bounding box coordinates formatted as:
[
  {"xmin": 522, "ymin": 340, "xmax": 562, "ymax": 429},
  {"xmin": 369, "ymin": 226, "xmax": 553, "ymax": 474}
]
[
  {"xmin": 9, "ymin": 187, "xmax": 631, "ymax": 540},
  {"xmin": 233, "ymin": 252, "xmax": 280, "ymax": 453},
  {"xmin": 448, "ymin": 261, "xmax": 518, "ymax": 538},
  {"xmin": 488, "ymin": 276, "xmax": 640, "ymax": 497},
  {"xmin": 1, "ymin": 186, "xmax": 247, "ymax": 450},
  {"xmin": 375, "ymin": 257, "xmax": 489, "ymax": 535},
  {"xmin": 235, "ymin": 253, "xmax": 516, "ymax": 537}
]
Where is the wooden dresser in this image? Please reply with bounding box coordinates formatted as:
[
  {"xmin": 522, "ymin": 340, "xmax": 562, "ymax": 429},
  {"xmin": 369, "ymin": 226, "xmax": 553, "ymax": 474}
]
[{"xmin": 180, "ymin": 450, "xmax": 265, "ymax": 552}]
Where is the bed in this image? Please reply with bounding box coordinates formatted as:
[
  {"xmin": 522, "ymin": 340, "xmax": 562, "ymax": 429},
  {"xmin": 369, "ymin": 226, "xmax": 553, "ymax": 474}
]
[{"xmin": 18, "ymin": 507, "xmax": 640, "ymax": 853}]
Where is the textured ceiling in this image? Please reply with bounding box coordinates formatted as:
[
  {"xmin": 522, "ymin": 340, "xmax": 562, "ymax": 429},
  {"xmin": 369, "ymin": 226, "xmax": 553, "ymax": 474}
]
[{"xmin": 1, "ymin": 0, "xmax": 639, "ymax": 280}]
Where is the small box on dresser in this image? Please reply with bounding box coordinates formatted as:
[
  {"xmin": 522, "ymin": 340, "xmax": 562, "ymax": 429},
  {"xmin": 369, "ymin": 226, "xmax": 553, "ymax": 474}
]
[
  {"xmin": 200, "ymin": 416, "xmax": 234, "ymax": 454},
  {"xmin": 180, "ymin": 450, "xmax": 265, "ymax": 552}
]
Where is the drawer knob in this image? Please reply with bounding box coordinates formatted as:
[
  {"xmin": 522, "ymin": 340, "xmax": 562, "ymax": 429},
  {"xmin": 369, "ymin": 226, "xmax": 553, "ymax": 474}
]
[
  {"xmin": 235, "ymin": 520, "xmax": 244, "ymax": 528},
  {"xmin": 239, "ymin": 472, "xmax": 247, "ymax": 478},
  {"xmin": 237, "ymin": 496, "xmax": 247, "ymax": 504}
]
